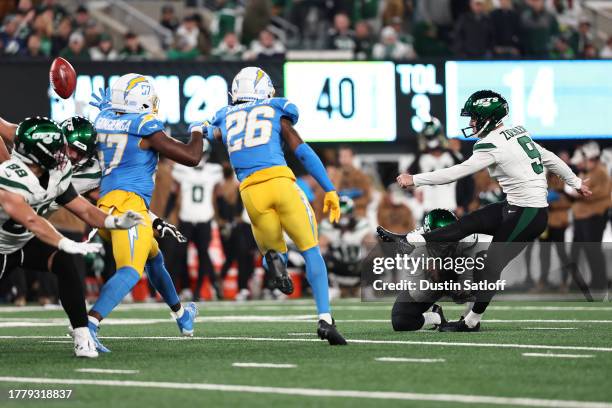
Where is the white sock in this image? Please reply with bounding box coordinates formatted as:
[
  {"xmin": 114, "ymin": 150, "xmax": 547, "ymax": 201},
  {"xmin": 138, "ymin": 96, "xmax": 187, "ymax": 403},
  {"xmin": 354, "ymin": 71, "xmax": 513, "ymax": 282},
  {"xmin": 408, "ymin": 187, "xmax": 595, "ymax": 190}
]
[
  {"xmin": 172, "ymin": 305, "xmax": 185, "ymax": 319},
  {"xmin": 88, "ymin": 316, "xmax": 99, "ymax": 327},
  {"xmin": 462, "ymin": 302, "xmax": 474, "ymax": 318},
  {"xmin": 422, "ymin": 312, "xmax": 441, "ymax": 328},
  {"xmin": 464, "ymin": 311, "xmax": 482, "ymax": 328},
  {"xmin": 405, "ymin": 232, "xmax": 426, "ymax": 248},
  {"xmin": 73, "ymin": 326, "xmax": 89, "ymax": 338},
  {"xmin": 319, "ymin": 313, "xmax": 333, "ymax": 325}
]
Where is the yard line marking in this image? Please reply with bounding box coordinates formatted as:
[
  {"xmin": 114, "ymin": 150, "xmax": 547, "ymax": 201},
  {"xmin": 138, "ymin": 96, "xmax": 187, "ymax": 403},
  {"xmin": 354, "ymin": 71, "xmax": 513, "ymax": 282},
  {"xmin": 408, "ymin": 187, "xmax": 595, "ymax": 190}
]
[
  {"xmin": 41, "ymin": 340, "xmax": 72, "ymax": 343},
  {"xmin": 0, "ymin": 376, "xmax": 610, "ymax": 408},
  {"xmin": 375, "ymin": 357, "xmax": 445, "ymax": 363},
  {"xmin": 232, "ymin": 363, "xmax": 296, "ymax": 368},
  {"xmin": 522, "ymin": 353, "xmax": 595, "ymax": 359},
  {"xmin": 524, "ymin": 328, "xmax": 577, "ymax": 331},
  {"xmin": 287, "ymin": 333, "xmax": 316, "ymax": 336},
  {"xmin": 75, "ymin": 369, "xmax": 140, "ymax": 374},
  {"xmin": 4, "ymin": 335, "xmax": 612, "ymax": 353}
]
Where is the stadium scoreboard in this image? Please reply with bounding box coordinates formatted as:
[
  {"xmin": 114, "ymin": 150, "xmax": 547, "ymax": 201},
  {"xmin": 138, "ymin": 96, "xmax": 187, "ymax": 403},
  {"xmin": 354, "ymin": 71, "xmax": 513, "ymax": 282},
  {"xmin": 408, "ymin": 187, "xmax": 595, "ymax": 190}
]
[{"xmin": 39, "ymin": 60, "xmax": 612, "ymax": 142}]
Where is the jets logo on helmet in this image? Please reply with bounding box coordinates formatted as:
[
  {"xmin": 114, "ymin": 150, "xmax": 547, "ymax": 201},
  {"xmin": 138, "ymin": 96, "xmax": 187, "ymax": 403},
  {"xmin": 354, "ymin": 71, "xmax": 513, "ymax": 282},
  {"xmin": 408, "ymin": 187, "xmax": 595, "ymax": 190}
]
[
  {"xmin": 110, "ymin": 73, "xmax": 159, "ymax": 114},
  {"xmin": 461, "ymin": 90, "xmax": 508, "ymax": 138},
  {"xmin": 30, "ymin": 132, "xmax": 62, "ymax": 144},
  {"xmin": 231, "ymin": 67, "xmax": 275, "ymax": 104},
  {"xmin": 15, "ymin": 117, "xmax": 67, "ymax": 170}
]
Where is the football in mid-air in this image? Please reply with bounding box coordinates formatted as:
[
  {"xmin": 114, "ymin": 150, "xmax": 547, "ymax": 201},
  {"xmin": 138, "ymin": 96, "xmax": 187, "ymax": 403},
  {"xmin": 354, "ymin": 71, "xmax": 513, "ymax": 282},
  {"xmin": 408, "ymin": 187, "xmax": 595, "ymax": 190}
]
[{"xmin": 49, "ymin": 57, "xmax": 76, "ymax": 99}]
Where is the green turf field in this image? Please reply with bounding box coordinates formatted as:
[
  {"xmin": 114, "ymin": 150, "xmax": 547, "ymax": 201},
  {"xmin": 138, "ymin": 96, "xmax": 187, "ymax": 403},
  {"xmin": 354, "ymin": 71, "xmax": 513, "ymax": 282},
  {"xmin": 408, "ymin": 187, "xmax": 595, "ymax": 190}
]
[{"xmin": 0, "ymin": 299, "xmax": 610, "ymax": 408}]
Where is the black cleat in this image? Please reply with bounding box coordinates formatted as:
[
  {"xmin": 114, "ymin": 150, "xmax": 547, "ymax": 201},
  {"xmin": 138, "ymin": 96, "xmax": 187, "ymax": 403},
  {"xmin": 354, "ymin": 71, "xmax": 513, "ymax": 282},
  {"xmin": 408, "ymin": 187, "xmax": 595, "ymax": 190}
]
[
  {"xmin": 439, "ymin": 317, "xmax": 480, "ymax": 332},
  {"xmin": 431, "ymin": 304, "xmax": 447, "ymax": 330},
  {"xmin": 376, "ymin": 226, "xmax": 415, "ymax": 254},
  {"xmin": 317, "ymin": 319, "xmax": 347, "ymax": 345},
  {"xmin": 265, "ymin": 250, "xmax": 294, "ymax": 295}
]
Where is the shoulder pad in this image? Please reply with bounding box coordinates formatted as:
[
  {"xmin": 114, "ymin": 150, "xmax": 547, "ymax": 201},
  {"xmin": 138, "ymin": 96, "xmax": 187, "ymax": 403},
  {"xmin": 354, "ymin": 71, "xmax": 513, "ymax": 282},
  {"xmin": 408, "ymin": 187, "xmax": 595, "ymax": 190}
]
[
  {"xmin": 271, "ymin": 98, "xmax": 299, "ymax": 125},
  {"xmin": 130, "ymin": 113, "xmax": 165, "ymax": 137}
]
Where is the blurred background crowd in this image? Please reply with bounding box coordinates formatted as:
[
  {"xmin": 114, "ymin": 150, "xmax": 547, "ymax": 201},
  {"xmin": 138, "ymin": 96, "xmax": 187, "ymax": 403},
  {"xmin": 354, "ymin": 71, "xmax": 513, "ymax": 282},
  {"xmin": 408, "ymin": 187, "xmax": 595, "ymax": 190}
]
[{"xmin": 0, "ymin": 0, "xmax": 611, "ymax": 61}]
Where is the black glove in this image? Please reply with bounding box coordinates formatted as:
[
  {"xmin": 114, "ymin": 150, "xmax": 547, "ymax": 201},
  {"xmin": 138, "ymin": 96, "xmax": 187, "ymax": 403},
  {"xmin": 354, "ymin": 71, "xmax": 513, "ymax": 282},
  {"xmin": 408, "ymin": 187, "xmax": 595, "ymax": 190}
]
[{"xmin": 153, "ymin": 218, "xmax": 187, "ymax": 243}]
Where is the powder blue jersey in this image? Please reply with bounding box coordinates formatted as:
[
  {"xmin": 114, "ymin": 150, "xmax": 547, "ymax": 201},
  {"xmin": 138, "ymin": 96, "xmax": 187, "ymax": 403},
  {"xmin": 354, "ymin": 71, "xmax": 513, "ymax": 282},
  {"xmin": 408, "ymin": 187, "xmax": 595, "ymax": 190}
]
[
  {"xmin": 94, "ymin": 108, "xmax": 164, "ymax": 206},
  {"xmin": 210, "ymin": 97, "xmax": 299, "ymax": 181}
]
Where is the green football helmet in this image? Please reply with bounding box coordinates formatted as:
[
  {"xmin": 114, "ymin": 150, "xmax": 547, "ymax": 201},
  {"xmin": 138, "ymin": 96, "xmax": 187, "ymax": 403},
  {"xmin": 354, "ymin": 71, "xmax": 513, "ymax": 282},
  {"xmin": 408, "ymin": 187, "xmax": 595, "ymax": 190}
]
[
  {"xmin": 423, "ymin": 208, "xmax": 457, "ymax": 233},
  {"xmin": 61, "ymin": 116, "xmax": 97, "ymax": 169},
  {"xmin": 461, "ymin": 90, "xmax": 508, "ymax": 138},
  {"xmin": 337, "ymin": 196, "xmax": 356, "ymax": 229},
  {"xmin": 418, "ymin": 117, "xmax": 447, "ymax": 152},
  {"xmin": 15, "ymin": 117, "xmax": 67, "ymax": 170}
]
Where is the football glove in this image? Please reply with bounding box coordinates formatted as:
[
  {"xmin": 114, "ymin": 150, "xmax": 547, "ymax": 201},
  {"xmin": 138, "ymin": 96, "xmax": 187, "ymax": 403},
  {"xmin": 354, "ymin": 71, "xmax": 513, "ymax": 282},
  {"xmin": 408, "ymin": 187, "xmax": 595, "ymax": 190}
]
[
  {"xmin": 89, "ymin": 87, "xmax": 111, "ymax": 110},
  {"xmin": 104, "ymin": 211, "xmax": 145, "ymax": 229},
  {"xmin": 58, "ymin": 238, "xmax": 103, "ymax": 255},
  {"xmin": 323, "ymin": 191, "xmax": 341, "ymax": 224},
  {"xmin": 188, "ymin": 120, "xmax": 210, "ymax": 135},
  {"xmin": 153, "ymin": 218, "xmax": 187, "ymax": 243}
]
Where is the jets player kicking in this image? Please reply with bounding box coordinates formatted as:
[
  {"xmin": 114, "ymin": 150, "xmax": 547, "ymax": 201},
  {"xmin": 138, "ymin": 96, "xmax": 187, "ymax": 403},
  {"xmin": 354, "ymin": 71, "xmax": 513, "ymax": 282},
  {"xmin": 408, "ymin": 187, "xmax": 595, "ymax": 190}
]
[
  {"xmin": 378, "ymin": 90, "xmax": 591, "ymax": 332},
  {"xmin": 0, "ymin": 117, "xmax": 143, "ymax": 357}
]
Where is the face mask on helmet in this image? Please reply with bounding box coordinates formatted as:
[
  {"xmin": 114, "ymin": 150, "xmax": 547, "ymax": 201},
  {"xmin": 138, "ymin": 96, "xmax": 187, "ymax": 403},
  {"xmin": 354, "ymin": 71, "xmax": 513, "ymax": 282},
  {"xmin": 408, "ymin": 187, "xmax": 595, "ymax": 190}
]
[
  {"xmin": 15, "ymin": 117, "xmax": 67, "ymax": 171},
  {"xmin": 230, "ymin": 67, "xmax": 275, "ymax": 104},
  {"xmin": 110, "ymin": 73, "xmax": 159, "ymax": 114},
  {"xmin": 61, "ymin": 116, "xmax": 97, "ymax": 171},
  {"xmin": 460, "ymin": 91, "xmax": 508, "ymax": 138}
]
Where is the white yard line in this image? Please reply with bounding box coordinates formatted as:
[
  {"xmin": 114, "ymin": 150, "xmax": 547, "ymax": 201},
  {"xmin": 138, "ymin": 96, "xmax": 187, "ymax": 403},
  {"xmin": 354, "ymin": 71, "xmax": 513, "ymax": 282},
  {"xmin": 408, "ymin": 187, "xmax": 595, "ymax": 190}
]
[
  {"xmin": 524, "ymin": 328, "xmax": 577, "ymax": 330},
  {"xmin": 287, "ymin": 333, "xmax": 316, "ymax": 336},
  {"xmin": 522, "ymin": 353, "xmax": 595, "ymax": 359},
  {"xmin": 2, "ymin": 335, "xmax": 612, "ymax": 353},
  {"xmin": 75, "ymin": 368, "xmax": 140, "ymax": 374},
  {"xmin": 375, "ymin": 357, "xmax": 445, "ymax": 363},
  {"xmin": 0, "ymin": 376, "xmax": 610, "ymax": 408},
  {"xmin": 232, "ymin": 363, "xmax": 296, "ymax": 368}
]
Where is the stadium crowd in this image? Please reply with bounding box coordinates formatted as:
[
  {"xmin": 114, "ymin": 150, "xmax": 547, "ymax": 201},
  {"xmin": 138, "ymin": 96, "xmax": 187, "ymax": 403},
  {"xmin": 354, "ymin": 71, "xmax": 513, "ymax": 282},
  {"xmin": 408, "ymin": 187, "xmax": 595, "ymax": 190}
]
[{"xmin": 0, "ymin": 0, "xmax": 611, "ymax": 60}]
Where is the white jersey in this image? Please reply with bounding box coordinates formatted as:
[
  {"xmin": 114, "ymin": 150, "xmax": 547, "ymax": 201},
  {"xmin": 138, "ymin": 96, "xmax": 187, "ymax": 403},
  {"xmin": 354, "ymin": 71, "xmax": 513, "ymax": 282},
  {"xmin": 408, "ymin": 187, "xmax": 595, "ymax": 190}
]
[
  {"xmin": 0, "ymin": 157, "xmax": 73, "ymax": 254},
  {"xmin": 413, "ymin": 125, "xmax": 582, "ymax": 208},
  {"xmin": 172, "ymin": 162, "xmax": 224, "ymax": 223},
  {"xmin": 320, "ymin": 218, "xmax": 371, "ymax": 265},
  {"xmin": 418, "ymin": 152, "xmax": 459, "ymax": 211},
  {"xmin": 48, "ymin": 159, "xmax": 102, "ymax": 213}
]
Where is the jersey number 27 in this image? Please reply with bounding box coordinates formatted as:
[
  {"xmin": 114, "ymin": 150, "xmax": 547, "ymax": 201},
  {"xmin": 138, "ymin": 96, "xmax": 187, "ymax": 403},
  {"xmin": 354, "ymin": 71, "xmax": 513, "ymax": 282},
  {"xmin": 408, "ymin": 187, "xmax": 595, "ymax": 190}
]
[{"xmin": 226, "ymin": 106, "xmax": 275, "ymax": 153}]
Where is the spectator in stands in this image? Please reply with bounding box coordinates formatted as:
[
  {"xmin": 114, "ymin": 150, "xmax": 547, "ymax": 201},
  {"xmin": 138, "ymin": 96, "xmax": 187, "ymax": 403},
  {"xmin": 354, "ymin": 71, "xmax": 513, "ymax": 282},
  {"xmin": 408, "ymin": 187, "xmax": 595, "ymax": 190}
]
[
  {"xmin": 192, "ymin": 13, "xmax": 212, "ymax": 57},
  {"xmin": 574, "ymin": 17, "xmax": 594, "ymax": 56},
  {"xmin": 0, "ymin": 14, "xmax": 26, "ymax": 55},
  {"xmin": 60, "ymin": 31, "xmax": 90, "ymax": 59},
  {"xmin": 245, "ymin": 28, "xmax": 285, "ymax": 60},
  {"xmin": 372, "ymin": 26, "xmax": 415, "ymax": 60},
  {"xmin": 353, "ymin": 20, "xmax": 373, "ymax": 60},
  {"xmin": 212, "ymin": 31, "xmax": 245, "ymax": 61},
  {"xmin": 377, "ymin": 189, "xmax": 415, "ymax": 235},
  {"xmin": 73, "ymin": 5, "xmax": 90, "ymax": 30},
  {"xmin": 31, "ymin": 8, "xmax": 53, "ymax": 56},
  {"xmin": 454, "ymin": 0, "xmax": 493, "ymax": 58},
  {"xmin": 119, "ymin": 31, "xmax": 148, "ymax": 60},
  {"xmin": 416, "ymin": 0, "xmax": 453, "ymax": 42},
  {"xmin": 167, "ymin": 35, "xmax": 200, "ymax": 60},
  {"xmin": 90, "ymin": 33, "xmax": 118, "ymax": 60},
  {"xmin": 51, "ymin": 15, "xmax": 71, "ymax": 56},
  {"xmin": 160, "ymin": 5, "xmax": 179, "ymax": 32},
  {"xmin": 327, "ymin": 13, "xmax": 356, "ymax": 52},
  {"xmin": 413, "ymin": 20, "xmax": 450, "ymax": 57},
  {"xmin": 490, "ymin": 0, "xmax": 521, "ymax": 57},
  {"xmin": 600, "ymin": 35, "xmax": 612, "ymax": 58},
  {"xmin": 519, "ymin": 0, "xmax": 559, "ymax": 57},
  {"xmin": 337, "ymin": 146, "xmax": 371, "ymax": 218},
  {"xmin": 176, "ymin": 14, "xmax": 200, "ymax": 52},
  {"xmin": 382, "ymin": 0, "xmax": 406, "ymax": 27},
  {"xmin": 241, "ymin": 0, "xmax": 272, "ymax": 47},
  {"xmin": 550, "ymin": 35, "xmax": 575, "ymax": 59},
  {"xmin": 83, "ymin": 20, "xmax": 101, "ymax": 48},
  {"xmin": 25, "ymin": 32, "xmax": 44, "ymax": 57},
  {"xmin": 582, "ymin": 43, "xmax": 598, "ymax": 59}
]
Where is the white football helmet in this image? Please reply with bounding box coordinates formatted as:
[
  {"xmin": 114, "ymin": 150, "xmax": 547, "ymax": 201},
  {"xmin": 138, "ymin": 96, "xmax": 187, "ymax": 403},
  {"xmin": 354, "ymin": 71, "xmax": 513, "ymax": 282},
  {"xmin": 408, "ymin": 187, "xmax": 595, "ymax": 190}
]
[
  {"xmin": 110, "ymin": 73, "xmax": 159, "ymax": 114},
  {"xmin": 230, "ymin": 67, "xmax": 275, "ymax": 104}
]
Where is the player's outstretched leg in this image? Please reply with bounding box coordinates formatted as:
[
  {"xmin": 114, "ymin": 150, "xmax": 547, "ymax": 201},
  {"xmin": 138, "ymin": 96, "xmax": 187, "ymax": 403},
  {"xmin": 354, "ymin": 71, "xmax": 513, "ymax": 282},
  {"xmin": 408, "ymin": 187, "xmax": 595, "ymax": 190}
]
[
  {"xmin": 302, "ymin": 246, "xmax": 347, "ymax": 345},
  {"xmin": 145, "ymin": 252, "xmax": 199, "ymax": 336},
  {"xmin": 264, "ymin": 250, "xmax": 293, "ymax": 295},
  {"xmin": 88, "ymin": 266, "xmax": 141, "ymax": 352}
]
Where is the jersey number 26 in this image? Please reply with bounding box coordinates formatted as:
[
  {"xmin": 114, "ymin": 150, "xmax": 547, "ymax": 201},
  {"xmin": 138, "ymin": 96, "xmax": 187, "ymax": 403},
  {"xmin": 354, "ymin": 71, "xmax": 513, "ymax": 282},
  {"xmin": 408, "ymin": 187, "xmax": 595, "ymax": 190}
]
[{"xmin": 226, "ymin": 106, "xmax": 275, "ymax": 153}]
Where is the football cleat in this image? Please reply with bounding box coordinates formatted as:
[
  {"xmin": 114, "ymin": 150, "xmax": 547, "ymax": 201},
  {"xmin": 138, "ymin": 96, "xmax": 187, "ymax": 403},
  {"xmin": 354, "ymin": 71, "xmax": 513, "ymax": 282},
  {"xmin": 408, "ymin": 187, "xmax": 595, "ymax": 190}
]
[
  {"xmin": 439, "ymin": 317, "xmax": 480, "ymax": 332},
  {"xmin": 265, "ymin": 250, "xmax": 294, "ymax": 295},
  {"xmin": 175, "ymin": 302, "xmax": 198, "ymax": 337},
  {"xmin": 72, "ymin": 327, "xmax": 99, "ymax": 358},
  {"xmin": 317, "ymin": 319, "xmax": 348, "ymax": 346},
  {"xmin": 431, "ymin": 304, "xmax": 447, "ymax": 330},
  {"xmin": 87, "ymin": 321, "xmax": 111, "ymax": 353},
  {"xmin": 376, "ymin": 226, "xmax": 415, "ymax": 254}
]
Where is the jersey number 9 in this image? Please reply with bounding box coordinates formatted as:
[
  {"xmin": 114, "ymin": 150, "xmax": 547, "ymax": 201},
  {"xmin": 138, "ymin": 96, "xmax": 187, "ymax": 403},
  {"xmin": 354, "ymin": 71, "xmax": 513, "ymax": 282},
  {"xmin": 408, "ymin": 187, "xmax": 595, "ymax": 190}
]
[{"xmin": 226, "ymin": 106, "xmax": 275, "ymax": 153}]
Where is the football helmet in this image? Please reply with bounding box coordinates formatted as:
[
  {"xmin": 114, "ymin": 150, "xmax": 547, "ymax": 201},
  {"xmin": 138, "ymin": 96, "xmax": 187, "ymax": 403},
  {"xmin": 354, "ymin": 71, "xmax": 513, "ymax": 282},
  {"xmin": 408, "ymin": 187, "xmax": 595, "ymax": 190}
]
[
  {"xmin": 418, "ymin": 117, "xmax": 447, "ymax": 152},
  {"xmin": 110, "ymin": 73, "xmax": 159, "ymax": 114},
  {"xmin": 15, "ymin": 117, "xmax": 67, "ymax": 170},
  {"xmin": 61, "ymin": 116, "xmax": 97, "ymax": 170},
  {"xmin": 230, "ymin": 67, "xmax": 275, "ymax": 104},
  {"xmin": 461, "ymin": 90, "xmax": 508, "ymax": 138}
]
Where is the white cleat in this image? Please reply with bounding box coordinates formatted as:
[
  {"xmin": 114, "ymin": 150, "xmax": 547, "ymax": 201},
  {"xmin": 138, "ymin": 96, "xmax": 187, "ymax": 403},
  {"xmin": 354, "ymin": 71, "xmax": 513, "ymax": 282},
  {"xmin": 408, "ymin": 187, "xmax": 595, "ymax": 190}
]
[{"xmin": 72, "ymin": 327, "xmax": 99, "ymax": 358}]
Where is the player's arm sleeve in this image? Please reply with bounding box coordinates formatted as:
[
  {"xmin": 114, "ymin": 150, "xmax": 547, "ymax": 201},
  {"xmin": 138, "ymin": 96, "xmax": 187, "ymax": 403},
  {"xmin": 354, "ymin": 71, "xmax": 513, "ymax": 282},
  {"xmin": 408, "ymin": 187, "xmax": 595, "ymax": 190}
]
[
  {"xmin": 535, "ymin": 143, "xmax": 582, "ymax": 190},
  {"xmin": 294, "ymin": 143, "xmax": 334, "ymax": 192},
  {"xmin": 133, "ymin": 114, "xmax": 165, "ymax": 137},
  {"xmin": 274, "ymin": 98, "xmax": 299, "ymax": 125},
  {"xmin": 413, "ymin": 150, "xmax": 495, "ymax": 187},
  {"xmin": 55, "ymin": 183, "xmax": 79, "ymax": 206}
]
